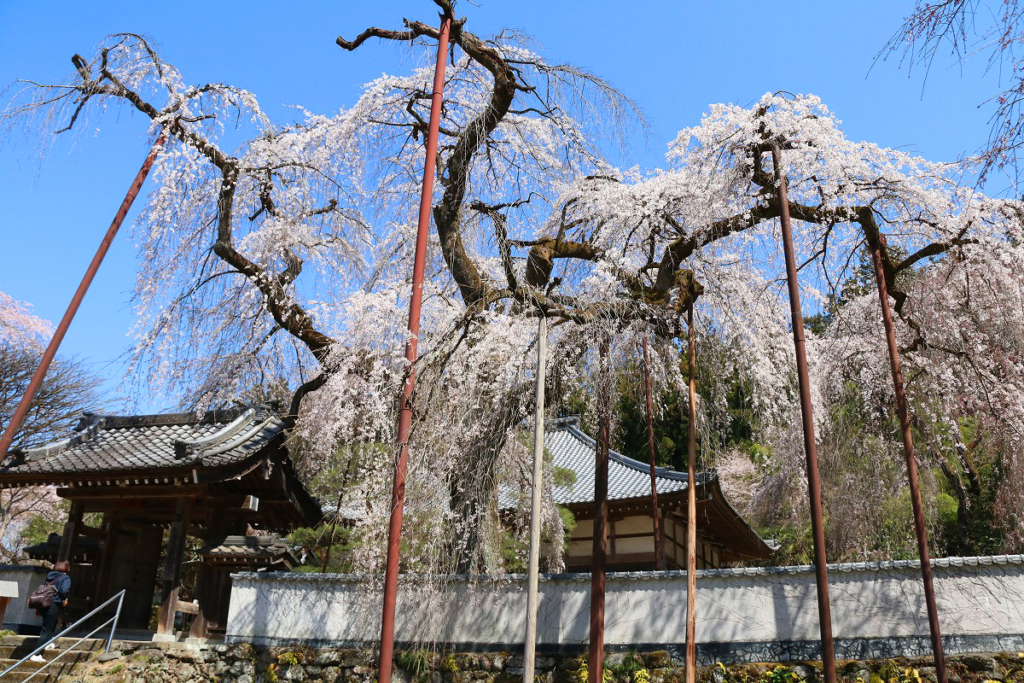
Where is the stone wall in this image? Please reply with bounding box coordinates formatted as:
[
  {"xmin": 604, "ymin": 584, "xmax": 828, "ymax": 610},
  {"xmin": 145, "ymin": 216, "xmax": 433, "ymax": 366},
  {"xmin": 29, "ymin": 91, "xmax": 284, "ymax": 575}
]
[
  {"xmin": 64, "ymin": 641, "xmax": 1024, "ymax": 683},
  {"xmin": 226, "ymin": 556, "xmax": 1024, "ymax": 663}
]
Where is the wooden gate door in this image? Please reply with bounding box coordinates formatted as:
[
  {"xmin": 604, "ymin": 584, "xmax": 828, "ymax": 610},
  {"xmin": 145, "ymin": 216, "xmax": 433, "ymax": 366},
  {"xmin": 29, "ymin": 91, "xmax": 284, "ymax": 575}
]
[{"xmin": 106, "ymin": 522, "xmax": 163, "ymax": 629}]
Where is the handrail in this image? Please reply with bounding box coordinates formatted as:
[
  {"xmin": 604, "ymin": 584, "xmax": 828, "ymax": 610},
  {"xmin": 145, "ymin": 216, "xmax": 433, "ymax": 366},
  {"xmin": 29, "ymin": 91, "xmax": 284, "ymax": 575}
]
[{"xmin": 0, "ymin": 589, "xmax": 125, "ymax": 680}]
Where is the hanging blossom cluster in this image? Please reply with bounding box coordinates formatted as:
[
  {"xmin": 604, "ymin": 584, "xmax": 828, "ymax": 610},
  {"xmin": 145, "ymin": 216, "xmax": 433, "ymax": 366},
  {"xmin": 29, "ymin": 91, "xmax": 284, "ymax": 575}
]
[
  {"xmin": 0, "ymin": 291, "xmax": 52, "ymax": 351},
  {"xmin": 5, "ymin": 15, "xmax": 1024, "ymax": 571}
]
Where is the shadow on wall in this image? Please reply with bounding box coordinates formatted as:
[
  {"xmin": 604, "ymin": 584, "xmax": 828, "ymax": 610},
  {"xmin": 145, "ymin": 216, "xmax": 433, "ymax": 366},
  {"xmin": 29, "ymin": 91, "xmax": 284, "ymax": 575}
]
[{"xmin": 224, "ymin": 556, "xmax": 1024, "ymax": 652}]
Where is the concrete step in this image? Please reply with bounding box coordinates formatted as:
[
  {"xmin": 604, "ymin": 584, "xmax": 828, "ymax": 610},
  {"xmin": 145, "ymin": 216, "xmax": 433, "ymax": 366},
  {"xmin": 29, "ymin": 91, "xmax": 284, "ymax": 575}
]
[
  {"xmin": 0, "ymin": 639, "xmax": 102, "ymax": 682},
  {"xmin": 0, "ymin": 636, "xmax": 104, "ymax": 659}
]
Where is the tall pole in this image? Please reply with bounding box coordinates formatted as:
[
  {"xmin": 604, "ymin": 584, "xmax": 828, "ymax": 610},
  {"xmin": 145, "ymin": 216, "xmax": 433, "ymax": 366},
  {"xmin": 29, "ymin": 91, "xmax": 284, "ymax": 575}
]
[
  {"xmin": 869, "ymin": 236, "xmax": 948, "ymax": 683},
  {"xmin": 684, "ymin": 305, "xmax": 698, "ymax": 683},
  {"xmin": 588, "ymin": 337, "xmax": 610, "ymax": 683},
  {"xmin": 523, "ymin": 313, "xmax": 548, "ymax": 683},
  {"xmin": 0, "ymin": 129, "xmax": 169, "ymax": 461},
  {"xmin": 770, "ymin": 144, "xmax": 837, "ymax": 683},
  {"xmin": 641, "ymin": 337, "xmax": 663, "ymax": 570},
  {"xmin": 377, "ymin": 14, "xmax": 452, "ymax": 683}
]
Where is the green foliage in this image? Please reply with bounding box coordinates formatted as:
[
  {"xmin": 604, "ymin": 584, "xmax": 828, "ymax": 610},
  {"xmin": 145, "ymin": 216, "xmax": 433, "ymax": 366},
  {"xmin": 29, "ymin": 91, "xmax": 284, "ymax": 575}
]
[
  {"xmin": 609, "ymin": 652, "xmax": 646, "ymax": 682},
  {"xmin": 19, "ymin": 513, "xmax": 63, "ymax": 550},
  {"xmin": 611, "ymin": 363, "xmax": 691, "ymax": 472},
  {"xmin": 573, "ymin": 655, "xmax": 613, "ymax": 683},
  {"xmin": 277, "ymin": 651, "xmax": 303, "ymax": 666},
  {"xmin": 714, "ymin": 662, "xmax": 807, "ymax": 683},
  {"xmin": 287, "ymin": 524, "xmax": 353, "ymax": 573},
  {"xmin": 557, "ymin": 506, "xmax": 577, "ymax": 535},
  {"xmin": 764, "ymin": 666, "xmax": 803, "ymax": 683},
  {"xmin": 500, "ymin": 527, "xmax": 528, "ymax": 573},
  {"xmin": 552, "ymin": 465, "xmax": 577, "ymax": 488},
  {"xmin": 395, "ymin": 649, "xmax": 433, "ymax": 683},
  {"xmin": 441, "ymin": 653, "xmax": 459, "ymax": 674},
  {"xmin": 874, "ymin": 662, "xmax": 922, "ymax": 683},
  {"xmin": 573, "ymin": 655, "xmax": 590, "ymax": 683}
]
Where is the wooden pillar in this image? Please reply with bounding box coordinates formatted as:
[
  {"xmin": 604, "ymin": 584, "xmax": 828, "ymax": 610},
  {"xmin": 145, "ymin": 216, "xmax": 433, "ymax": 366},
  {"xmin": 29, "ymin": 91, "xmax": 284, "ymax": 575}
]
[
  {"xmin": 57, "ymin": 502, "xmax": 84, "ymax": 564},
  {"xmin": 157, "ymin": 499, "xmax": 191, "ymax": 637},
  {"xmin": 190, "ymin": 516, "xmax": 227, "ymax": 640},
  {"xmin": 94, "ymin": 512, "xmax": 121, "ymax": 603}
]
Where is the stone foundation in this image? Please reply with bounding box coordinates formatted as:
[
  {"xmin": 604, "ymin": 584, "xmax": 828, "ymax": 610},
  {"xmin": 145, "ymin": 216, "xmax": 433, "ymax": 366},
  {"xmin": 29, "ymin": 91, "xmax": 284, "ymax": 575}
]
[{"xmin": 61, "ymin": 642, "xmax": 1024, "ymax": 683}]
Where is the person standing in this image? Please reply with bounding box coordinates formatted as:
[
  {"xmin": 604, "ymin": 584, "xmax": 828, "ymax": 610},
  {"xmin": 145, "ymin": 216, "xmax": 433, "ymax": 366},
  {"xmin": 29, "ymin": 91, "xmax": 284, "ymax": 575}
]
[{"xmin": 29, "ymin": 560, "xmax": 71, "ymax": 663}]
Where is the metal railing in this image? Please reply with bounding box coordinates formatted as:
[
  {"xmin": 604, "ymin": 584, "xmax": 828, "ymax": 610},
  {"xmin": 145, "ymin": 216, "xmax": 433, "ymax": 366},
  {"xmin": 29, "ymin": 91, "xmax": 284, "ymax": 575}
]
[{"xmin": 0, "ymin": 589, "xmax": 126, "ymax": 680}]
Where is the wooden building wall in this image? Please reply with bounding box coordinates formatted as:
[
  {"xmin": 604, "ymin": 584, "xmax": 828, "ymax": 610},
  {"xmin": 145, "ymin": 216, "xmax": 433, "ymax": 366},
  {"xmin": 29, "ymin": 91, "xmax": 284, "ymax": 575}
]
[{"xmin": 565, "ymin": 505, "xmax": 724, "ymax": 572}]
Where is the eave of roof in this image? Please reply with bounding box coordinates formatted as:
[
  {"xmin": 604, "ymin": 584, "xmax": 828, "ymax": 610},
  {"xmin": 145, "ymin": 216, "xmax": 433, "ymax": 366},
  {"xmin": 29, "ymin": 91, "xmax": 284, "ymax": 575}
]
[
  {"xmin": 501, "ymin": 416, "xmax": 773, "ymax": 559},
  {"xmin": 0, "ymin": 405, "xmax": 285, "ymax": 484}
]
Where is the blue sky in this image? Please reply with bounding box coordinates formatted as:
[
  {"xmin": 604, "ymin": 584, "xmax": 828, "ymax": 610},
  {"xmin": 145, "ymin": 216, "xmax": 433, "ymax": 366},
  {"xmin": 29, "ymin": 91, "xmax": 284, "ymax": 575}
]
[{"xmin": 0, "ymin": 0, "xmax": 1004, "ymax": 410}]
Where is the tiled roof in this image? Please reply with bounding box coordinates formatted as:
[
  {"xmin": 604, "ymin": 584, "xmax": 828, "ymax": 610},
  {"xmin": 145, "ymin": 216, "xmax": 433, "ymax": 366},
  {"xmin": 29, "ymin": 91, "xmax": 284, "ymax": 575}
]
[
  {"xmin": 231, "ymin": 554, "xmax": 1024, "ymax": 584},
  {"xmin": 499, "ymin": 416, "xmax": 713, "ymax": 509},
  {"xmin": 23, "ymin": 532, "xmax": 101, "ymax": 559},
  {"xmin": 200, "ymin": 535, "xmax": 300, "ymax": 564},
  {"xmin": 1, "ymin": 405, "xmax": 285, "ymax": 478}
]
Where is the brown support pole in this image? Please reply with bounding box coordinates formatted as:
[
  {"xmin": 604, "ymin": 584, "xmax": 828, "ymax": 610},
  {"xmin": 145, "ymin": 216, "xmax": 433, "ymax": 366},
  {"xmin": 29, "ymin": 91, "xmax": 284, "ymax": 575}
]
[
  {"xmin": 641, "ymin": 337, "xmax": 663, "ymax": 570},
  {"xmin": 0, "ymin": 130, "xmax": 169, "ymax": 462},
  {"xmin": 870, "ymin": 236, "xmax": 948, "ymax": 683},
  {"xmin": 588, "ymin": 338, "xmax": 611, "ymax": 683},
  {"xmin": 157, "ymin": 498, "xmax": 191, "ymax": 637},
  {"xmin": 57, "ymin": 502, "xmax": 83, "ymax": 564},
  {"xmin": 770, "ymin": 144, "xmax": 837, "ymax": 683},
  {"xmin": 377, "ymin": 14, "xmax": 452, "ymax": 683},
  {"xmin": 684, "ymin": 305, "xmax": 698, "ymax": 683}
]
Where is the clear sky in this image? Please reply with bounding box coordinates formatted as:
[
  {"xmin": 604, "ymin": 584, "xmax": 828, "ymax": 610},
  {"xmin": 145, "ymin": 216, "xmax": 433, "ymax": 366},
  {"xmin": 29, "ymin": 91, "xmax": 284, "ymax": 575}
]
[{"xmin": 0, "ymin": 0, "xmax": 1004, "ymax": 411}]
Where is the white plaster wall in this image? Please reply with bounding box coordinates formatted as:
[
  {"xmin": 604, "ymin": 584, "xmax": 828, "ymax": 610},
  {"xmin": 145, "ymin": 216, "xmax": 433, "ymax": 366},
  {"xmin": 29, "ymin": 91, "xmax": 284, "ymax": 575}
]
[
  {"xmin": 226, "ymin": 557, "xmax": 1024, "ymax": 646},
  {"xmin": 0, "ymin": 565, "xmax": 49, "ymax": 630}
]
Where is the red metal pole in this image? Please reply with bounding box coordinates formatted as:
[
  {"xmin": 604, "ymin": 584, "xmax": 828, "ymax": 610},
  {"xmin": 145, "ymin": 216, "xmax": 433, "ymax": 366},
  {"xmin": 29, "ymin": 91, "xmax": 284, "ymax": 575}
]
[
  {"xmin": 684, "ymin": 305, "xmax": 697, "ymax": 683},
  {"xmin": 869, "ymin": 236, "xmax": 948, "ymax": 683},
  {"xmin": 377, "ymin": 14, "xmax": 452, "ymax": 683},
  {"xmin": 770, "ymin": 144, "xmax": 837, "ymax": 683},
  {"xmin": 588, "ymin": 337, "xmax": 610, "ymax": 683},
  {"xmin": 0, "ymin": 129, "xmax": 169, "ymax": 461},
  {"xmin": 641, "ymin": 337, "xmax": 663, "ymax": 570}
]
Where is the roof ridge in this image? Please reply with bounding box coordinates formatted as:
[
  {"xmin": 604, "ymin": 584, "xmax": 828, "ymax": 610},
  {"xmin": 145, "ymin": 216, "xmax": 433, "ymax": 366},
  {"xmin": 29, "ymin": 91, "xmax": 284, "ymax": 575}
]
[
  {"xmin": 173, "ymin": 408, "xmax": 259, "ymax": 461},
  {"xmin": 101, "ymin": 405, "xmax": 262, "ymax": 429}
]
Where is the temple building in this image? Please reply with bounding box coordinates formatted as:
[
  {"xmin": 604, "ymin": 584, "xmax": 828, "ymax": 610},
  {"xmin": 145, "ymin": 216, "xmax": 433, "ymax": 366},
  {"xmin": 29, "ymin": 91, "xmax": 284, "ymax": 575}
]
[
  {"xmin": 0, "ymin": 404, "xmax": 320, "ymax": 640},
  {"xmin": 502, "ymin": 417, "xmax": 774, "ymax": 571}
]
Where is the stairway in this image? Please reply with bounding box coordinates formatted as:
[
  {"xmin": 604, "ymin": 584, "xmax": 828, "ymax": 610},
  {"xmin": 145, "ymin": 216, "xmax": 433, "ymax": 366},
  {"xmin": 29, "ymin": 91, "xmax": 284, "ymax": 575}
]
[{"xmin": 0, "ymin": 636, "xmax": 103, "ymax": 682}]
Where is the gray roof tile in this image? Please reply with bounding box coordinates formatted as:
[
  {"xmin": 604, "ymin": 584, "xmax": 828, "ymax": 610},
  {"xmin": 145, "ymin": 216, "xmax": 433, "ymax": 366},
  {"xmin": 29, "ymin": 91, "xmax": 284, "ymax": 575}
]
[
  {"xmin": 1, "ymin": 405, "xmax": 285, "ymax": 479},
  {"xmin": 500, "ymin": 417, "xmax": 712, "ymax": 509}
]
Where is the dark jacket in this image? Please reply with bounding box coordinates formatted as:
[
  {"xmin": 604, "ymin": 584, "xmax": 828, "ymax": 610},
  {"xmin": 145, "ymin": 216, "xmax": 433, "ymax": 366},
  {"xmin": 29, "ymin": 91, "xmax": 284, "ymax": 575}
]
[{"xmin": 44, "ymin": 571, "xmax": 71, "ymax": 606}]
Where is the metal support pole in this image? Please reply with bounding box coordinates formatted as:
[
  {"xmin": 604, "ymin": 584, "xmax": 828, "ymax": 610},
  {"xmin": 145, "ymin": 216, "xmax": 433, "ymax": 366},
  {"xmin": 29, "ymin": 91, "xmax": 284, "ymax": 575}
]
[
  {"xmin": 770, "ymin": 144, "xmax": 837, "ymax": 683},
  {"xmin": 870, "ymin": 237, "xmax": 948, "ymax": 683},
  {"xmin": 588, "ymin": 338, "xmax": 610, "ymax": 683},
  {"xmin": 523, "ymin": 313, "xmax": 547, "ymax": 683},
  {"xmin": 0, "ymin": 130, "xmax": 169, "ymax": 461},
  {"xmin": 377, "ymin": 14, "xmax": 452, "ymax": 683},
  {"xmin": 641, "ymin": 337, "xmax": 663, "ymax": 570},
  {"xmin": 684, "ymin": 305, "xmax": 698, "ymax": 683}
]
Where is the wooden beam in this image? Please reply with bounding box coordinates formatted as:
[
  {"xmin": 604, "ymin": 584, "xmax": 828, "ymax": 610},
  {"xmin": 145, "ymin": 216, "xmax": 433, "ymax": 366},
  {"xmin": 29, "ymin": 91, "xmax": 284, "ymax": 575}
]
[
  {"xmin": 156, "ymin": 498, "xmax": 191, "ymax": 636},
  {"xmin": 176, "ymin": 599, "xmax": 199, "ymax": 615},
  {"xmin": 57, "ymin": 484, "xmax": 215, "ymax": 500},
  {"xmin": 76, "ymin": 524, "xmax": 106, "ymax": 539}
]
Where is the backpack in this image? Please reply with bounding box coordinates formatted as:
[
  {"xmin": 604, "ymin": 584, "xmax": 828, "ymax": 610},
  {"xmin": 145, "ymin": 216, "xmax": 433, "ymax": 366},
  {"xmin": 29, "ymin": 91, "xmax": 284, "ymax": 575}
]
[{"xmin": 27, "ymin": 579, "xmax": 57, "ymax": 611}]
